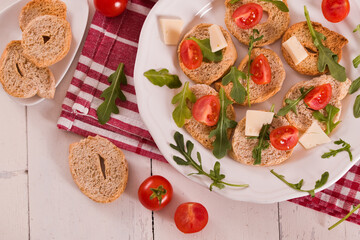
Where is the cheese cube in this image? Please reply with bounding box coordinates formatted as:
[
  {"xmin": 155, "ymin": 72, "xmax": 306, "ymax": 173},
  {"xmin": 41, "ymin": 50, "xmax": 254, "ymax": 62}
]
[
  {"xmin": 282, "ymin": 36, "xmax": 309, "ymax": 65},
  {"xmin": 299, "ymin": 122, "xmax": 331, "ymax": 149},
  {"xmin": 245, "ymin": 110, "xmax": 274, "ymax": 137},
  {"xmin": 209, "ymin": 24, "xmax": 228, "ymax": 52},
  {"xmin": 159, "ymin": 18, "xmax": 183, "ymax": 45}
]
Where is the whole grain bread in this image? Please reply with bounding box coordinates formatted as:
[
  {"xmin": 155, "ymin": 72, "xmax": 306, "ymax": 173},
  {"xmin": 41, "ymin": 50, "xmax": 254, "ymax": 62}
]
[
  {"xmin": 230, "ymin": 115, "xmax": 293, "ymax": 166},
  {"xmin": 184, "ymin": 84, "xmax": 236, "ymax": 150},
  {"xmin": 69, "ymin": 135, "xmax": 128, "ymax": 203},
  {"xmin": 283, "ymin": 75, "xmax": 351, "ymax": 133},
  {"xmin": 224, "ymin": 0, "xmax": 290, "ymax": 47},
  {"xmin": 215, "ymin": 48, "xmax": 285, "ymax": 105},
  {"xmin": 0, "ymin": 41, "xmax": 55, "ymax": 98},
  {"xmin": 178, "ymin": 23, "xmax": 237, "ymax": 85},
  {"xmin": 19, "ymin": 0, "xmax": 67, "ymax": 31},
  {"xmin": 282, "ymin": 21, "xmax": 348, "ymax": 76},
  {"xmin": 22, "ymin": 15, "xmax": 72, "ymax": 67}
]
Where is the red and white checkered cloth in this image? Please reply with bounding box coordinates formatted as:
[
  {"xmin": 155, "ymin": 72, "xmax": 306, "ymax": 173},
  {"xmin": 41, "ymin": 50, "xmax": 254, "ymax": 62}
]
[{"xmin": 57, "ymin": 0, "xmax": 360, "ymax": 225}]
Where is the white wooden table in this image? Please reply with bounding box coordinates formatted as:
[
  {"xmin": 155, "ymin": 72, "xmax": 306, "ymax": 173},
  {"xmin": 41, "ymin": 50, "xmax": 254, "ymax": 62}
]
[{"xmin": 1, "ymin": 0, "xmax": 360, "ymax": 239}]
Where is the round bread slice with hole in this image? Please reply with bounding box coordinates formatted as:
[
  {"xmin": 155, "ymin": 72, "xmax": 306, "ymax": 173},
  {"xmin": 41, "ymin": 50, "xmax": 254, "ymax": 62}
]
[
  {"xmin": 184, "ymin": 84, "xmax": 236, "ymax": 150},
  {"xmin": 224, "ymin": 0, "xmax": 290, "ymax": 47},
  {"xmin": 178, "ymin": 23, "xmax": 237, "ymax": 85},
  {"xmin": 230, "ymin": 115, "xmax": 293, "ymax": 166},
  {"xmin": 19, "ymin": 0, "xmax": 67, "ymax": 31},
  {"xmin": 0, "ymin": 41, "xmax": 55, "ymax": 98},
  {"xmin": 69, "ymin": 135, "xmax": 129, "ymax": 203},
  {"xmin": 22, "ymin": 15, "xmax": 72, "ymax": 67},
  {"xmin": 214, "ymin": 48, "xmax": 285, "ymax": 105},
  {"xmin": 281, "ymin": 21, "xmax": 348, "ymax": 76}
]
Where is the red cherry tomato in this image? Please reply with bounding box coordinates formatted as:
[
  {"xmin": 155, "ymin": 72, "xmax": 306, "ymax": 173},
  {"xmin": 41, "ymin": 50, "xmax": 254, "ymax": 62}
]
[
  {"xmin": 270, "ymin": 126, "xmax": 299, "ymax": 151},
  {"xmin": 304, "ymin": 84, "xmax": 332, "ymax": 110},
  {"xmin": 232, "ymin": 3, "xmax": 263, "ymax": 29},
  {"xmin": 321, "ymin": 0, "xmax": 350, "ymax": 23},
  {"xmin": 250, "ymin": 54, "xmax": 272, "ymax": 85},
  {"xmin": 174, "ymin": 202, "xmax": 208, "ymax": 234},
  {"xmin": 180, "ymin": 40, "xmax": 203, "ymax": 70},
  {"xmin": 192, "ymin": 95, "xmax": 221, "ymax": 126},
  {"xmin": 94, "ymin": 0, "xmax": 128, "ymax": 18},
  {"xmin": 138, "ymin": 175, "xmax": 173, "ymax": 211}
]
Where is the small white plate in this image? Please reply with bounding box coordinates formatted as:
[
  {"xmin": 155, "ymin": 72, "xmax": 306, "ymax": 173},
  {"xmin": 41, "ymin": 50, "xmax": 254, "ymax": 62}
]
[
  {"xmin": 0, "ymin": 0, "xmax": 89, "ymax": 106},
  {"xmin": 134, "ymin": 0, "xmax": 360, "ymax": 203}
]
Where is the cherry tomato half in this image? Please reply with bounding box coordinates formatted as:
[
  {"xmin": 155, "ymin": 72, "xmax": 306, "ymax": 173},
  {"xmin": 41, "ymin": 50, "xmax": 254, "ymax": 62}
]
[
  {"xmin": 138, "ymin": 175, "xmax": 173, "ymax": 211},
  {"xmin": 250, "ymin": 54, "xmax": 272, "ymax": 85},
  {"xmin": 180, "ymin": 40, "xmax": 203, "ymax": 70},
  {"xmin": 304, "ymin": 84, "xmax": 332, "ymax": 110},
  {"xmin": 232, "ymin": 3, "xmax": 263, "ymax": 29},
  {"xmin": 94, "ymin": 0, "xmax": 128, "ymax": 18},
  {"xmin": 321, "ymin": 0, "xmax": 350, "ymax": 23},
  {"xmin": 270, "ymin": 126, "xmax": 299, "ymax": 151},
  {"xmin": 174, "ymin": 202, "xmax": 209, "ymax": 234},
  {"xmin": 192, "ymin": 95, "xmax": 221, "ymax": 126}
]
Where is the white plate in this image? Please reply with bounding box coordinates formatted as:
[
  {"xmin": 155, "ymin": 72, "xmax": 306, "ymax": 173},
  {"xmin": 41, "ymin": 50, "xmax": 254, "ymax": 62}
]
[
  {"xmin": 134, "ymin": 0, "xmax": 360, "ymax": 203},
  {"xmin": 0, "ymin": 0, "xmax": 89, "ymax": 106}
]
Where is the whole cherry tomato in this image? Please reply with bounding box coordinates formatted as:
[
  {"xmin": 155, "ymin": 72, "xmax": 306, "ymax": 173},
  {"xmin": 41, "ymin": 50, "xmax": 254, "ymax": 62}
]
[
  {"xmin": 250, "ymin": 54, "xmax": 272, "ymax": 85},
  {"xmin": 192, "ymin": 95, "xmax": 221, "ymax": 126},
  {"xmin": 270, "ymin": 126, "xmax": 299, "ymax": 151},
  {"xmin": 94, "ymin": 0, "xmax": 128, "ymax": 18},
  {"xmin": 180, "ymin": 39, "xmax": 203, "ymax": 70},
  {"xmin": 174, "ymin": 202, "xmax": 208, "ymax": 234},
  {"xmin": 304, "ymin": 84, "xmax": 332, "ymax": 110},
  {"xmin": 232, "ymin": 3, "xmax": 263, "ymax": 29},
  {"xmin": 321, "ymin": 0, "xmax": 350, "ymax": 23}
]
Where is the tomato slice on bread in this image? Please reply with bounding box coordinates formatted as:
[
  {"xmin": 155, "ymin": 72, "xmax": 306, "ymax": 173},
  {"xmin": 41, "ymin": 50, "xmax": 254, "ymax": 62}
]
[
  {"xmin": 270, "ymin": 126, "xmax": 299, "ymax": 151},
  {"xmin": 192, "ymin": 95, "xmax": 220, "ymax": 126},
  {"xmin": 180, "ymin": 39, "xmax": 203, "ymax": 70},
  {"xmin": 321, "ymin": 0, "xmax": 350, "ymax": 23},
  {"xmin": 232, "ymin": 3, "xmax": 263, "ymax": 29},
  {"xmin": 304, "ymin": 83, "xmax": 332, "ymax": 110},
  {"xmin": 250, "ymin": 54, "xmax": 272, "ymax": 85},
  {"xmin": 174, "ymin": 202, "xmax": 208, "ymax": 234}
]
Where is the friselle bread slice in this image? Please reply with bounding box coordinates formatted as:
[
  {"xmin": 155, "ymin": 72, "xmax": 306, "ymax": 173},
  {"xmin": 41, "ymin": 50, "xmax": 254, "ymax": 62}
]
[
  {"xmin": 230, "ymin": 115, "xmax": 293, "ymax": 166},
  {"xmin": 178, "ymin": 23, "xmax": 237, "ymax": 85},
  {"xmin": 282, "ymin": 21, "xmax": 348, "ymax": 76},
  {"xmin": 69, "ymin": 135, "xmax": 128, "ymax": 203},
  {"xmin": 0, "ymin": 41, "xmax": 55, "ymax": 98},
  {"xmin": 283, "ymin": 75, "xmax": 351, "ymax": 133},
  {"xmin": 224, "ymin": 0, "xmax": 290, "ymax": 47},
  {"xmin": 19, "ymin": 0, "xmax": 67, "ymax": 31},
  {"xmin": 184, "ymin": 84, "xmax": 236, "ymax": 150},
  {"xmin": 22, "ymin": 15, "xmax": 72, "ymax": 67},
  {"xmin": 215, "ymin": 48, "xmax": 285, "ymax": 105}
]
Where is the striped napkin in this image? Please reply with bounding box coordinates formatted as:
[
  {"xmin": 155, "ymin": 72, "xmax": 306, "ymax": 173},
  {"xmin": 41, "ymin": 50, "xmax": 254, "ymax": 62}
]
[{"xmin": 57, "ymin": 0, "xmax": 360, "ymax": 225}]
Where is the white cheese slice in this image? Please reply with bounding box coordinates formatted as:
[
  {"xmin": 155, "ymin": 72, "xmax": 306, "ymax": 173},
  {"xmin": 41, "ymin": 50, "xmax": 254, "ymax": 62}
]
[
  {"xmin": 299, "ymin": 122, "xmax": 331, "ymax": 149},
  {"xmin": 159, "ymin": 18, "xmax": 183, "ymax": 45},
  {"xmin": 245, "ymin": 110, "xmax": 274, "ymax": 137},
  {"xmin": 209, "ymin": 24, "xmax": 228, "ymax": 52},
  {"xmin": 282, "ymin": 36, "xmax": 309, "ymax": 65}
]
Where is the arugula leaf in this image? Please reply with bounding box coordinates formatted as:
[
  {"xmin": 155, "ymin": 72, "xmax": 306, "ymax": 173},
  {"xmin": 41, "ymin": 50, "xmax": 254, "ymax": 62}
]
[
  {"xmin": 96, "ymin": 63, "xmax": 127, "ymax": 125},
  {"xmin": 354, "ymin": 24, "xmax": 360, "ymax": 33},
  {"xmin": 353, "ymin": 55, "xmax": 360, "ymax": 68},
  {"xmin": 170, "ymin": 131, "xmax": 249, "ymax": 191},
  {"xmin": 313, "ymin": 104, "xmax": 341, "ymax": 135},
  {"xmin": 188, "ymin": 37, "xmax": 223, "ymax": 62},
  {"xmin": 229, "ymin": 0, "xmax": 240, "ymax": 4},
  {"xmin": 349, "ymin": 77, "xmax": 360, "ymax": 94},
  {"xmin": 259, "ymin": 0, "xmax": 289, "ymax": 12},
  {"xmin": 252, "ymin": 124, "xmax": 271, "ymax": 165},
  {"xmin": 270, "ymin": 169, "xmax": 329, "ymax": 197},
  {"xmin": 328, "ymin": 203, "xmax": 360, "ymax": 230},
  {"xmin": 171, "ymin": 82, "xmax": 196, "ymax": 128},
  {"xmin": 209, "ymin": 88, "xmax": 237, "ymax": 159},
  {"xmin": 304, "ymin": 6, "xmax": 347, "ymax": 82},
  {"xmin": 322, "ymin": 139, "xmax": 353, "ymax": 161},
  {"xmin": 277, "ymin": 86, "xmax": 314, "ymax": 116},
  {"xmin": 221, "ymin": 67, "xmax": 247, "ymax": 104},
  {"xmin": 144, "ymin": 69, "xmax": 182, "ymax": 89},
  {"xmin": 353, "ymin": 95, "xmax": 360, "ymax": 118}
]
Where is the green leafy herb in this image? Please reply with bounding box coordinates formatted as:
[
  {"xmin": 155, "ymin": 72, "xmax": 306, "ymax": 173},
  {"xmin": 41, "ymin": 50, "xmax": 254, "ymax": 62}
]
[
  {"xmin": 328, "ymin": 203, "xmax": 360, "ymax": 230},
  {"xmin": 304, "ymin": 6, "xmax": 347, "ymax": 82},
  {"xmin": 170, "ymin": 131, "xmax": 249, "ymax": 190},
  {"xmin": 270, "ymin": 169, "xmax": 329, "ymax": 197},
  {"xmin": 221, "ymin": 67, "xmax": 247, "ymax": 104},
  {"xmin": 209, "ymin": 88, "xmax": 237, "ymax": 159},
  {"xmin": 252, "ymin": 124, "xmax": 271, "ymax": 165},
  {"xmin": 349, "ymin": 77, "xmax": 360, "ymax": 94},
  {"xmin": 322, "ymin": 139, "xmax": 353, "ymax": 161},
  {"xmin": 171, "ymin": 82, "xmax": 196, "ymax": 128},
  {"xmin": 188, "ymin": 37, "xmax": 223, "ymax": 62},
  {"xmin": 354, "ymin": 24, "xmax": 360, "ymax": 33},
  {"xmin": 143, "ymin": 69, "xmax": 182, "ymax": 89},
  {"xmin": 97, "ymin": 63, "xmax": 127, "ymax": 125},
  {"xmin": 313, "ymin": 104, "xmax": 341, "ymax": 135},
  {"xmin": 353, "ymin": 55, "xmax": 360, "ymax": 68},
  {"xmin": 259, "ymin": 0, "xmax": 289, "ymax": 12},
  {"xmin": 277, "ymin": 86, "xmax": 314, "ymax": 116},
  {"xmin": 229, "ymin": 0, "xmax": 240, "ymax": 4},
  {"xmin": 353, "ymin": 95, "xmax": 360, "ymax": 118}
]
